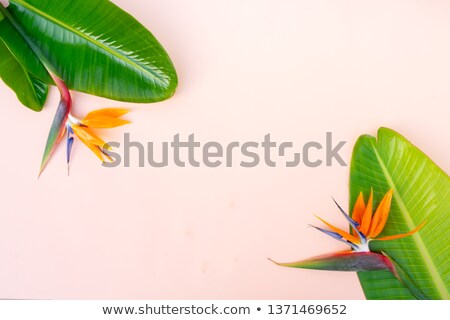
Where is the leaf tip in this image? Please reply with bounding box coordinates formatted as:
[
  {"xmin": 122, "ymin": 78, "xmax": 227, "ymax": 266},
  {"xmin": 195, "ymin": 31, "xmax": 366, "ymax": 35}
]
[{"xmin": 268, "ymin": 258, "xmax": 282, "ymax": 266}]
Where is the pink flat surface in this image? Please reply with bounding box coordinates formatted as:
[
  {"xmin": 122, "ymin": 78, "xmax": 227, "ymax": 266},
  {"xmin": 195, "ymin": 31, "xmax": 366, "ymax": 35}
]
[{"xmin": 0, "ymin": 0, "xmax": 449, "ymax": 299}]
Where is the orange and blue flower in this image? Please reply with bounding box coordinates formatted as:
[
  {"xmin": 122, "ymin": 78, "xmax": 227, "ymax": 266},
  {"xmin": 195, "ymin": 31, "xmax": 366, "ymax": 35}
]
[
  {"xmin": 311, "ymin": 189, "xmax": 426, "ymax": 252},
  {"xmin": 66, "ymin": 108, "xmax": 130, "ymax": 164},
  {"xmin": 39, "ymin": 75, "xmax": 129, "ymax": 176},
  {"xmin": 271, "ymin": 189, "xmax": 427, "ymax": 298}
]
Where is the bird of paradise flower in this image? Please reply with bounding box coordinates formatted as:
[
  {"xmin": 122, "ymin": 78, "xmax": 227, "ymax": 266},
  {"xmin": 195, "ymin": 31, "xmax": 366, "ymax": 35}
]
[
  {"xmin": 38, "ymin": 74, "xmax": 130, "ymax": 176},
  {"xmin": 270, "ymin": 189, "xmax": 427, "ymax": 299},
  {"xmin": 0, "ymin": 5, "xmax": 129, "ymax": 176}
]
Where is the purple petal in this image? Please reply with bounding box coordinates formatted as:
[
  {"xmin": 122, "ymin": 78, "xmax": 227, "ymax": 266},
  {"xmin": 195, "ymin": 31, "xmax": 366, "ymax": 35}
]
[
  {"xmin": 332, "ymin": 197, "xmax": 367, "ymax": 243},
  {"xmin": 309, "ymin": 225, "xmax": 359, "ymax": 251}
]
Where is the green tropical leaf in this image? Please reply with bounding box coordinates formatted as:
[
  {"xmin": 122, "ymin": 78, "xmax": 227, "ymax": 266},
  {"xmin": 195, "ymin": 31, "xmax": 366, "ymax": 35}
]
[
  {"xmin": 349, "ymin": 128, "xmax": 450, "ymax": 299},
  {"xmin": 0, "ymin": 14, "xmax": 52, "ymax": 83},
  {"xmin": 0, "ymin": 10, "xmax": 53, "ymax": 110},
  {"xmin": 6, "ymin": 0, "xmax": 177, "ymax": 103},
  {"xmin": 0, "ymin": 29, "xmax": 48, "ymax": 111}
]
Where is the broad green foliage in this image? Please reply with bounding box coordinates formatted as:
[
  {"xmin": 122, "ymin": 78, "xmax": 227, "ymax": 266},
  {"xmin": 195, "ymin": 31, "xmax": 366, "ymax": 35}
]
[
  {"xmin": 1, "ymin": 0, "xmax": 177, "ymax": 107},
  {"xmin": 350, "ymin": 128, "xmax": 450, "ymax": 299},
  {"xmin": 0, "ymin": 32, "xmax": 48, "ymax": 110},
  {"xmin": 0, "ymin": 17, "xmax": 52, "ymax": 83}
]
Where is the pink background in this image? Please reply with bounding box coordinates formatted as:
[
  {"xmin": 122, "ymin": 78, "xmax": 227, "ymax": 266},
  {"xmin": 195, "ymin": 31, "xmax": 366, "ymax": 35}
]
[{"xmin": 0, "ymin": 0, "xmax": 449, "ymax": 299}]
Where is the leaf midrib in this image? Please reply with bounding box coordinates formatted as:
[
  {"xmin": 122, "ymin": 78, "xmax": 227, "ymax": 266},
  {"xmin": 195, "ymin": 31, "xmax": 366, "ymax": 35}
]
[
  {"xmin": 369, "ymin": 139, "xmax": 449, "ymax": 299},
  {"xmin": 11, "ymin": 0, "xmax": 169, "ymax": 86}
]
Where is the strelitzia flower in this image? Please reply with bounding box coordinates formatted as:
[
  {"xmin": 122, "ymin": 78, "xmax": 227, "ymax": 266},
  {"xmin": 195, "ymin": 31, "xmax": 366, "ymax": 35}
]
[
  {"xmin": 270, "ymin": 189, "xmax": 428, "ymax": 299},
  {"xmin": 0, "ymin": 4, "xmax": 130, "ymax": 176},
  {"xmin": 66, "ymin": 108, "xmax": 130, "ymax": 164},
  {"xmin": 38, "ymin": 73, "xmax": 130, "ymax": 176},
  {"xmin": 311, "ymin": 189, "xmax": 427, "ymax": 252}
]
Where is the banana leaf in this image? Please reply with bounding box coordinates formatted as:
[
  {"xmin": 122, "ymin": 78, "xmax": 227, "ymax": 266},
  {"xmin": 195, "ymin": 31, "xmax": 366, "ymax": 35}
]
[
  {"xmin": 0, "ymin": 31, "xmax": 48, "ymax": 111},
  {"xmin": 0, "ymin": 14, "xmax": 52, "ymax": 83},
  {"xmin": 350, "ymin": 128, "xmax": 450, "ymax": 299},
  {"xmin": 3, "ymin": 0, "xmax": 177, "ymax": 103},
  {"xmin": 0, "ymin": 14, "xmax": 52, "ymax": 111}
]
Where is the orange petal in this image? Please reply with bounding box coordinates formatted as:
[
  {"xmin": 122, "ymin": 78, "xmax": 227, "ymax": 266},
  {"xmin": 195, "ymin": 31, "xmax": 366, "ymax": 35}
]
[
  {"xmin": 85, "ymin": 141, "xmax": 108, "ymax": 161},
  {"xmin": 82, "ymin": 116, "xmax": 131, "ymax": 129},
  {"xmin": 352, "ymin": 192, "xmax": 366, "ymax": 225},
  {"xmin": 72, "ymin": 125, "xmax": 113, "ymax": 162},
  {"xmin": 72, "ymin": 125, "xmax": 111, "ymax": 150},
  {"xmin": 368, "ymin": 189, "xmax": 393, "ymax": 238},
  {"xmin": 374, "ymin": 219, "xmax": 427, "ymax": 241},
  {"xmin": 315, "ymin": 216, "xmax": 360, "ymax": 244},
  {"xmin": 84, "ymin": 108, "xmax": 129, "ymax": 120},
  {"xmin": 359, "ymin": 188, "xmax": 373, "ymax": 235},
  {"xmin": 77, "ymin": 134, "xmax": 113, "ymax": 162},
  {"xmin": 73, "ymin": 128, "xmax": 105, "ymax": 161}
]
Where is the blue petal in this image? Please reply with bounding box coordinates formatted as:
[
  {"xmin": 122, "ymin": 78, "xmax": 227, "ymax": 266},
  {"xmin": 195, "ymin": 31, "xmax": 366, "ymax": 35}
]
[
  {"xmin": 332, "ymin": 197, "xmax": 367, "ymax": 243},
  {"xmin": 66, "ymin": 131, "xmax": 74, "ymax": 164},
  {"xmin": 332, "ymin": 197, "xmax": 359, "ymax": 227},
  {"xmin": 309, "ymin": 225, "xmax": 359, "ymax": 251}
]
